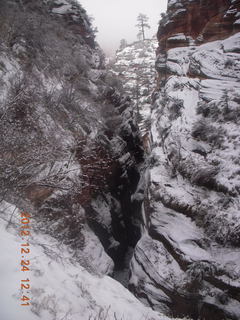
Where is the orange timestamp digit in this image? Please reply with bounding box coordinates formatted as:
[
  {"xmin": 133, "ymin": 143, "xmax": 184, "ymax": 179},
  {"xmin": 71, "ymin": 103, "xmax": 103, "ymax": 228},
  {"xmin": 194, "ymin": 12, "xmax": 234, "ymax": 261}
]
[{"xmin": 20, "ymin": 211, "xmax": 31, "ymax": 306}]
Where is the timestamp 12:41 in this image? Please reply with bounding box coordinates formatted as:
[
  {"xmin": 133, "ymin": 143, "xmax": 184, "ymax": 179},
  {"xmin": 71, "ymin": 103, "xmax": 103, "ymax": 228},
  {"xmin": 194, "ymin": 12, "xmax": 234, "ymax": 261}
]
[{"xmin": 20, "ymin": 211, "xmax": 31, "ymax": 306}]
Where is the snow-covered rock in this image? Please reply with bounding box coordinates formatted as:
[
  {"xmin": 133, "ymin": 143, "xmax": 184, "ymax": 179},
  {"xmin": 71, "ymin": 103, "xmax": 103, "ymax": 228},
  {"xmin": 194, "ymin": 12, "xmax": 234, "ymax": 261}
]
[
  {"xmin": 0, "ymin": 1, "xmax": 159, "ymax": 319},
  {"xmin": 130, "ymin": 1, "xmax": 240, "ymax": 319},
  {"xmin": 0, "ymin": 200, "xmax": 174, "ymax": 320}
]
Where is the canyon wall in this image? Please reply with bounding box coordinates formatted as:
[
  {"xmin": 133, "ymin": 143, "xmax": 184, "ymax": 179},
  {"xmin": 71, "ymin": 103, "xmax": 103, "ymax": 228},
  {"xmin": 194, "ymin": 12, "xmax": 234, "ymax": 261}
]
[
  {"xmin": 0, "ymin": 1, "xmax": 166, "ymax": 319},
  {"xmin": 0, "ymin": 0, "xmax": 146, "ymax": 271},
  {"xmin": 130, "ymin": 0, "xmax": 240, "ymax": 319}
]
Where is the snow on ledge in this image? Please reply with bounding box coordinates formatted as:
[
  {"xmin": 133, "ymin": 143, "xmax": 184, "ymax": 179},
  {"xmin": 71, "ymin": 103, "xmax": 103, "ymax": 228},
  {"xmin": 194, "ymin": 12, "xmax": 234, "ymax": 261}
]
[{"xmin": 0, "ymin": 201, "xmax": 174, "ymax": 320}]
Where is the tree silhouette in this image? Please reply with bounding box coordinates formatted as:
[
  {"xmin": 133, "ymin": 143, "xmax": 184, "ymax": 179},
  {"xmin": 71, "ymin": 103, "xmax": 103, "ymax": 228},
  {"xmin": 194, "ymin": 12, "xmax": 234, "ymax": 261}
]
[
  {"xmin": 119, "ymin": 38, "xmax": 128, "ymax": 50},
  {"xmin": 136, "ymin": 13, "xmax": 150, "ymax": 40}
]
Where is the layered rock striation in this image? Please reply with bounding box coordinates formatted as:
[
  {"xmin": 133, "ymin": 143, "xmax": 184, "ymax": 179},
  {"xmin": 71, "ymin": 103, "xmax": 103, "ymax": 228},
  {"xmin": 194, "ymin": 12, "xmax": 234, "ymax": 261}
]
[
  {"xmin": 130, "ymin": 1, "xmax": 240, "ymax": 319},
  {"xmin": 158, "ymin": 0, "xmax": 240, "ymax": 53}
]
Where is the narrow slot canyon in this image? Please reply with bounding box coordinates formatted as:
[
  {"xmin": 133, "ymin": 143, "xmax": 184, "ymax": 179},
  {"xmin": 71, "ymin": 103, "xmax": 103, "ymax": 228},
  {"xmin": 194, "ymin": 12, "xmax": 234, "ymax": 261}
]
[
  {"xmin": 0, "ymin": 0, "xmax": 240, "ymax": 320},
  {"xmin": 85, "ymin": 150, "xmax": 144, "ymax": 286}
]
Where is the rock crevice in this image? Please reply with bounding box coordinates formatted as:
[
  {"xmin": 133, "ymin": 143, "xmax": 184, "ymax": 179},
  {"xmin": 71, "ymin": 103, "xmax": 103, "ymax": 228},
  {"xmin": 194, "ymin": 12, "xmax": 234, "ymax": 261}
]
[{"xmin": 129, "ymin": 0, "xmax": 240, "ymax": 319}]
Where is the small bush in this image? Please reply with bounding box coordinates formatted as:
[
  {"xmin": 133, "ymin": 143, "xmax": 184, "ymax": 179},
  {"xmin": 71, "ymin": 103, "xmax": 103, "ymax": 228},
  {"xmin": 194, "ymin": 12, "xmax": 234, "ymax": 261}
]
[
  {"xmin": 196, "ymin": 101, "xmax": 218, "ymax": 119},
  {"xmin": 169, "ymin": 99, "xmax": 183, "ymax": 121},
  {"xmin": 187, "ymin": 261, "xmax": 217, "ymax": 281},
  {"xmin": 225, "ymin": 57, "xmax": 234, "ymax": 68},
  {"xmin": 191, "ymin": 120, "xmax": 225, "ymax": 148},
  {"xmin": 191, "ymin": 165, "xmax": 219, "ymax": 187}
]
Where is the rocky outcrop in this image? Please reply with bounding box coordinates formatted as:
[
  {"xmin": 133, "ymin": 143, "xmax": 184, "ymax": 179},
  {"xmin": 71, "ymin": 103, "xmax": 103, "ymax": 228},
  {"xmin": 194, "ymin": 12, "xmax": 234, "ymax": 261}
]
[
  {"xmin": 157, "ymin": 0, "xmax": 240, "ymax": 84},
  {"xmin": 130, "ymin": 1, "xmax": 240, "ymax": 319},
  {"xmin": 0, "ymin": 0, "xmax": 144, "ymax": 276},
  {"xmin": 0, "ymin": 2, "xmax": 175, "ymax": 319},
  {"xmin": 158, "ymin": 0, "xmax": 240, "ymax": 53}
]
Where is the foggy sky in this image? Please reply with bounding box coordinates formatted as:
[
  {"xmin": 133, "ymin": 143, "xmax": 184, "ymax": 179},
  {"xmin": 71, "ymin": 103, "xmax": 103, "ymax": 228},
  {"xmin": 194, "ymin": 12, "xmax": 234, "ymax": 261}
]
[{"xmin": 78, "ymin": 0, "xmax": 168, "ymax": 56}]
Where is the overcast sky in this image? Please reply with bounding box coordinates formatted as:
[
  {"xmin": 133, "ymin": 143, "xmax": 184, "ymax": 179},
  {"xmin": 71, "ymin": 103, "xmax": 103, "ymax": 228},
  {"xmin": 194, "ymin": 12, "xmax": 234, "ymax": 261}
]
[{"xmin": 78, "ymin": 0, "xmax": 168, "ymax": 56}]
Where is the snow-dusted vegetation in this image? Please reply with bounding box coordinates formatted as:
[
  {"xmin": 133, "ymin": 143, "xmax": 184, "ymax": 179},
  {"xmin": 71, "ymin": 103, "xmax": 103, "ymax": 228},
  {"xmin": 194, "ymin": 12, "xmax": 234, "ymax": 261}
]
[
  {"xmin": 1, "ymin": 0, "xmax": 240, "ymax": 319},
  {"xmin": 130, "ymin": 1, "xmax": 240, "ymax": 319},
  {"xmin": 0, "ymin": 201, "xmax": 173, "ymax": 320},
  {"xmin": 109, "ymin": 39, "xmax": 158, "ymax": 135},
  {"xmin": 0, "ymin": 1, "xmax": 157, "ymax": 319}
]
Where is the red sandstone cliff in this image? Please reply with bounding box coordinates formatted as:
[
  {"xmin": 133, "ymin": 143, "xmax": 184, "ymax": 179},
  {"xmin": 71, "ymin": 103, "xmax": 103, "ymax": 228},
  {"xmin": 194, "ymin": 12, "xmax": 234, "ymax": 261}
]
[{"xmin": 158, "ymin": 0, "xmax": 240, "ymax": 53}]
